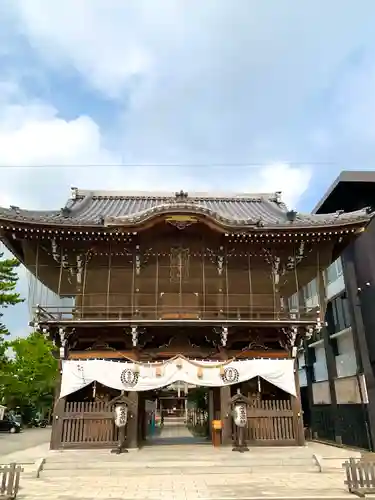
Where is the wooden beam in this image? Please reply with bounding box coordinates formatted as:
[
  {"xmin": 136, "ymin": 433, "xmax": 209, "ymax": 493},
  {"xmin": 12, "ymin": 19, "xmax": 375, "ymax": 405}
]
[
  {"xmin": 68, "ymin": 348, "xmax": 289, "ymax": 360},
  {"xmin": 68, "ymin": 350, "xmax": 137, "ymax": 360},
  {"xmin": 232, "ymin": 350, "xmax": 288, "ymax": 359}
]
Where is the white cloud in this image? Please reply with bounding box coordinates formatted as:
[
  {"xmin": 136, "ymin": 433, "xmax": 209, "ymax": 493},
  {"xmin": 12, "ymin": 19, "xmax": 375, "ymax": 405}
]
[
  {"xmin": 7, "ymin": 0, "xmax": 375, "ymax": 209},
  {"xmin": 3, "ymin": 0, "xmax": 375, "ymax": 336},
  {"xmin": 247, "ymin": 164, "xmax": 312, "ymax": 209},
  {"xmin": 0, "ymin": 99, "xmax": 310, "ymax": 210},
  {"xmin": 2, "ymin": 1, "xmax": 374, "ymax": 215}
]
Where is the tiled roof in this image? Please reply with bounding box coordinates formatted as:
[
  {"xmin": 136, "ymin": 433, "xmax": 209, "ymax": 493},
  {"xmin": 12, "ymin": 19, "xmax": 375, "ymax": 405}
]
[{"xmin": 0, "ymin": 188, "xmax": 372, "ymax": 230}]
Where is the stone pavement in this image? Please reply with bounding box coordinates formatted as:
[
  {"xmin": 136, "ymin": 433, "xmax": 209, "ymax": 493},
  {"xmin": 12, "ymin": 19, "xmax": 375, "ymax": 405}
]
[
  {"xmin": 16, "ymin": 473, "xmax": 356, "ymax": 500},
  {"xmin": 0, "ymin": 428, "xmax": 51, "ymax": 479},
  {"xmin": 0, "ymin": 427, "xmax": 51, "ymax": 456},
  {"xmin": 0, "ymin": 427, "xmax": 363, "ymax": 500}
]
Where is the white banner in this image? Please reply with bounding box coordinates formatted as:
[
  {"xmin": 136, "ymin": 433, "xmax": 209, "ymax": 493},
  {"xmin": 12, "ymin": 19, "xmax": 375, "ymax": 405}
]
[{"xmin": 60, "ymin": 357, "xmax": 296, "ymax": 398}]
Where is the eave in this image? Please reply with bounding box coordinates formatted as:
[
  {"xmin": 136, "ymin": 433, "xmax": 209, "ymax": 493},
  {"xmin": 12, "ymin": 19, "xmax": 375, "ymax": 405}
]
[
  {"xmin": 0, "ymin": 211, "xmax": 371, "ymax": 236},
  {"xmin": 36, "ymin": 318, "xmax": 324, "ymax": 328}
]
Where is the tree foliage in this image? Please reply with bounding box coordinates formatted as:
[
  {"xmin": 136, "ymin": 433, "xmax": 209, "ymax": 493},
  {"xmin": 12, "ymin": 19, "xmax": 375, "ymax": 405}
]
[
  {"xmin": 187, "ymin": 387, "xmax": 208, "ymax": 410},
  {"xmin": 2, "ymin": 332, "xmax": 58, "ymax": 417},
  {"xmin": 0, "ymin": 251, "xmax": 24, "ymax": 337}
]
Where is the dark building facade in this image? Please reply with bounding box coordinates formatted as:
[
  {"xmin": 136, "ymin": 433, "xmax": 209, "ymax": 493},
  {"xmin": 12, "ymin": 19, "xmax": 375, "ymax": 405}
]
[{"xmin": 300, "ymin": 171, "xmax": 375, "ymax": 450}]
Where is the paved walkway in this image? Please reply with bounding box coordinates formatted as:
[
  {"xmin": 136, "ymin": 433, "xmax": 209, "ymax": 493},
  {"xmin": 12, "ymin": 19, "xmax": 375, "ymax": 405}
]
[
  {"xmin": 1, "ymin": 427, "xmax": 363, "ymax": 500},
  {"xmin": 146, "ymin": 417, "xmax": 209, "ymax": 447},
  {"xmin": 17, "ymin": 473, "xmax": 356, "ymax": 500},
  {"xmin": 0, "ymin": 427, "xmax": 51, "ymax": 457}
]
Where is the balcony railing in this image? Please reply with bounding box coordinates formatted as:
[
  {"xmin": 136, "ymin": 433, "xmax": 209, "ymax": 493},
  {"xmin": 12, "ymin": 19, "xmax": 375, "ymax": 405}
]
[{"xmin": 33, "ymin": 292, "xmax": 318, "ymax": 323}]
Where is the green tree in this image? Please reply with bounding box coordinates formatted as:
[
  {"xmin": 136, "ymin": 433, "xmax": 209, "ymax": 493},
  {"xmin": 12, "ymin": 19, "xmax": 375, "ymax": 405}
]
[
  {"xmin": 0, "ymin": 251, "xmax": 24, "ymax": 337},
  {"xmin": 0, "ymin": 250, "xmax": 24, "ymax": 403},
  {"xmin": 3, "ymin": 332, "xmax": 58, "ymax": 419},
  {"xmin": 187, "ymin": 387, "xmax": 208, "ymax": 411}
]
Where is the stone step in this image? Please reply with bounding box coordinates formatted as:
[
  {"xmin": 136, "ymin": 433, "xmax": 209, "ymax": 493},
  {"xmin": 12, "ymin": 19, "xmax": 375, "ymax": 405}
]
[
  {"xmin": 44, "ymin": 455, "xmax": 317, "ymax": 465},
  {"xmin": 46, "ymin": 450, "xmax": 315, "ymax": 461},
  {"xmin": 41, "ymin": 464, "xmax": 320, "ymax": 478},
  {"xmin": 43, "ymin": 460, "xmax": 317, "ymax": 471}
]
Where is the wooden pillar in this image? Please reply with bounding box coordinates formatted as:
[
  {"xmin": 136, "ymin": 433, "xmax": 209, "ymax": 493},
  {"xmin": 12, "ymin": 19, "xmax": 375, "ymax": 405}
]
[
  {"xmin": 50, "ymin": 335, "xmax": 65, "ymax": 450},
  {"xmin": 304, "ymin": 340, "xmax": 315, "ymax": 435},
  {"xmin": 318, "ymin": 267, "xmax": 341, "ymax": 443},
  {"xmin": 208, "ymin": 388, "xmax": 214, "ymax": 443},
  {"xmin": 132, "ymin": 246, "xmax": 141, "ymax": 317},
  {"xmin": 218, "ymin": 346, "xmax": 232, "ymax": 445},
  {"xmin": 212, "ymin": 387, "xmax": 221, "ymax": 419},
  {"xmin": 138, "ymin": 395, "xmax": 146, "ymax": 443},
  {"xmin": 127, "ymin": 391, "xmax": 139, "ymax": 448},
  {"xmin": 50, "ymin": 397, "xmax": 65, "ymax": 450},
  {"xmin": 292, "ymin": 358, "xmax": 305, "ymax": 446},
  {"xmin": 208, "ymin": 389, "xmax": 214, "ymax": 423},
  {"xmin": 220, "ymin": 386, "xmax": 232, "ymax": 445}
]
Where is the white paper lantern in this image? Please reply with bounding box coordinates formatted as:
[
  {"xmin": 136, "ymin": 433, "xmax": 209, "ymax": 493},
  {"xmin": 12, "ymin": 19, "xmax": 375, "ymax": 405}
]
[
  {"xmin": 114, "ymin": 405, "xmax": 128, "ymax": 427},
  {"xmin": 233, "ymin": 403, "xmax": 247, "ymax": 428}
]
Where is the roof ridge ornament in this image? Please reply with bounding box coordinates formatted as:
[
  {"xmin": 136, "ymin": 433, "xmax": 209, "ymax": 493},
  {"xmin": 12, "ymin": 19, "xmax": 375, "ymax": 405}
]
[
  {"xmin": 61, "ymin": 206, "xmax": 71, "ymax": 218},
  {"xmin": 174, "ymin": 190, "xmax": 189, "ymax": 202},
  {"xmin": 286, "ymin": 210, "xmax": 298, "ymax": 222},
  {"xmin": 71, "ymin": 187, "xmax": 78, "ymax": 200}
]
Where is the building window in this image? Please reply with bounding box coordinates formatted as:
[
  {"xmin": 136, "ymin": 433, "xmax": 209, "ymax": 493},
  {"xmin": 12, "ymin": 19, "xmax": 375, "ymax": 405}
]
[
  {"xmin": 303, "ymin": 279, "xmax": 319, "ymax": 309},
  {"xmin": 326, "ymin": 292, "xmax": 351, "ymax": 335},
  {"xmin": 325, "ymin": 258, "xmax": 343, "ymax": 285},
  {"xmin": 313, "ymin": 345, "xmax": 328, "ymax": 382},
  {"xmin": 304, "ymin": 279, "xmax": 317, "ymax": 300},
  {"xmin": 288, "ymin": 293, "xmax": 298, "ymax": 311}
]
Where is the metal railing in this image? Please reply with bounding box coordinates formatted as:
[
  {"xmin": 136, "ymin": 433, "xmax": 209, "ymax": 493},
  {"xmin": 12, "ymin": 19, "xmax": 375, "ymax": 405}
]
[{"xmin": 33, "ymin": 293, "xmax": 318, "ymax": 323}]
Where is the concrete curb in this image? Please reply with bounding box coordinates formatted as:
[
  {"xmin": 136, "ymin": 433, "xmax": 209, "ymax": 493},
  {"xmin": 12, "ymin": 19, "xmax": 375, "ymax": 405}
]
[
  {"xmin": 202, "ymin": 497, "xmax": 352, "ymax": 500},
  {"xmin": 35, "ymin": 458, "xmax": 46, "ymax": 478},
  {"xmin": 312, "ymin": 453, "xmax": 323, "ymax": 472}
]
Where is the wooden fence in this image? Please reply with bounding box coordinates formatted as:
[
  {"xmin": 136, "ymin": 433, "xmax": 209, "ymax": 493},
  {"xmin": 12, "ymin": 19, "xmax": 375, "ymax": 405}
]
[
  {"xmin": 54, "ymin": 399, "xmax": 297, "ymax": 449},
  {"xmin": 58, "ymin": 401, "xmax": 118, "ymax": 449},
  {"xmin": 244, "ymin": 399, "xmax": 297, "ymax": 445},
  {"xmin": 0, "ymin": 463, "xmax": 23, "ymax": 499},
  {"xmin": 343, "ymin": 458, "xmax": 375, "ymax": 497}
]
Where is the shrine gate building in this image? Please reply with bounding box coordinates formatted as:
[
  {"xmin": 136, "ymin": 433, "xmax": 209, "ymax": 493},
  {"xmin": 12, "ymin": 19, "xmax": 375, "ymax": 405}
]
[{"xmin": 0, "ymin": 188, "xmax": 372, "ymax": 449}]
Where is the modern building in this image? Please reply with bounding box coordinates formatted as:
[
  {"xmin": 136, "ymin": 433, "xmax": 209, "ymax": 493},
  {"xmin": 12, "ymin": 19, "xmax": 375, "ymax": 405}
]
[{"xmin": 298, "ymin": 171, "xmax": 375, "ymax": 450}]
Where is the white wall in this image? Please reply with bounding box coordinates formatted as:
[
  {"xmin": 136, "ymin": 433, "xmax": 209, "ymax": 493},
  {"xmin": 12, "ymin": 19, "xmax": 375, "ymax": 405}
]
[
  {"xmin": 325, "ymin": 258, "xmax": 345, "ymax": 300},
  {"xmin": 298, "ymin": 369, "xmax": 307, "ymax": 387},
  {"xmin": 304, "ymin": 279, "xmax": 319, "ymax": 310},
  {"xmin": 312, "ymin": 344, "xmax": 329, "ymax": 382},
  {"xmin": 334, "ymin": 328, "xmax": 358, "ymax": 378},
  {"xmin": 298, "ymin": 353, "xmax": 307, "ymax": 387}
]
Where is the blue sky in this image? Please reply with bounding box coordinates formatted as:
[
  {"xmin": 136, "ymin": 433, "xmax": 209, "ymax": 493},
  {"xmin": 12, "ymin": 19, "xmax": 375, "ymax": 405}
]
[{"xmin": 2, "ymin": 0, "xmax": 375, "ymax": 337}]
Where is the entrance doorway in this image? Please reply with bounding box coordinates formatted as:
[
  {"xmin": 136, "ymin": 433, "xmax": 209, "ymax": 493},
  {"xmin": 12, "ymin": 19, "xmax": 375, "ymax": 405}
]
[{"xmin": 144, "ymin": 383, "xmax": 209, "ymax": 446}]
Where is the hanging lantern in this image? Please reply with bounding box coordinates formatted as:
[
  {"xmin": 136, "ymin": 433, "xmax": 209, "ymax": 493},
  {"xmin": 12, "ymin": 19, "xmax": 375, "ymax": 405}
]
[
  {"xmin": 219, "ymin": 365, "xmax": 225, "ymax": 376},
  {"xmin": 197, "ymin": 366, "xmax": 203, "ymax": 378},
  {"xmin": 155, "ymin": 365, "xmax": 163, "ymax": 377},
  {"xmin": 176, "ymin": 360, "xmax": 183, "ymax": 369},
  {"xmin": 133, "ymin": 364, "xmax": 140, "ymax": 374},
  {"xmin": 233, "ymin": 403, "xmax": 247, "ymax": 428},
  {"xmin": 114, "ymin": 405, "xmax": 128, "ymax": 427}
]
